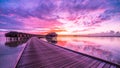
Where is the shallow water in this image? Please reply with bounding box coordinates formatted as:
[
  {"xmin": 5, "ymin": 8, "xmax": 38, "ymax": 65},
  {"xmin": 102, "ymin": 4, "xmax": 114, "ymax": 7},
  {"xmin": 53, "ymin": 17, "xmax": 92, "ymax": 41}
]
[
  {"xmin": 0, "ymin": 37, "xmax": 26, "ymax": 68},
  {"xmin": 57, "ymin": 36, "xmax": 120, "ymax": 65},
  {"xmin": 0, "ymin": 36, "xmax": 120, "ymax": 67}
]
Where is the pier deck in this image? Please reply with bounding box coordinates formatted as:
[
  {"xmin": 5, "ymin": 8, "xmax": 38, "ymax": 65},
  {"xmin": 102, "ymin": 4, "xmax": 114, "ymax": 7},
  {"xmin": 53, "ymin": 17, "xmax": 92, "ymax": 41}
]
[{"xmin": 16, "ymin": 37, "xmax": 120, "ymax": 68}]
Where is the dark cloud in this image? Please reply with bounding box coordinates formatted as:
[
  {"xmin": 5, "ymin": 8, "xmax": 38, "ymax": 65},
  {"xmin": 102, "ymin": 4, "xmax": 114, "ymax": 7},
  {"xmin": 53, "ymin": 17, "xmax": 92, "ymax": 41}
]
[
  {"xmin": 0, "ymin": 0, "xmax": 120, "ymax": 26},
  {"xmin": 60, "ymin": 0, "xmax": 106, "ymax": 13},
  {"xmin": 0, "ymin": 0, "xmax": 57, "ymax": 19},
  {"xmin": 32, "ymin": 0, "xmax": 56, "ymax": 19},
  {"xmin": 0, "ymin": 0, "xmax": 119, "ymax": 18},
  {"xmin": 108, "ymin": 0, "xmax": 120, "ymax": 9},
  {"xmin": 0, "ymin": 15, "xmax": 23, "ymax": 29}
]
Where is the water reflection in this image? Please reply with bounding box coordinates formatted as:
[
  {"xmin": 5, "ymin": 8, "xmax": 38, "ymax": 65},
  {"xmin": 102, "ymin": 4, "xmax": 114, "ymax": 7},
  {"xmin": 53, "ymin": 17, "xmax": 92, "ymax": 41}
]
[
  {"xmin": 0, "ymin": 36, "xmax": 27, "ymax": 68},
  {"xmin": 5, "ymin": 37, "xmax": 29, "ymax": 47},
  {"xmin": 2, "ymin": 35, "xmax": 120, "ymax": 65},
  {"xmin": 5, "ymin": 33, "xmax": 58, "ymax": 47},
  {"xmin": 57, "ymin": 37, "xmax": 120, "ymax": 65},
  {"xmin": 45, "ymin": 32, "xmax": 58, "ymax": 44}
]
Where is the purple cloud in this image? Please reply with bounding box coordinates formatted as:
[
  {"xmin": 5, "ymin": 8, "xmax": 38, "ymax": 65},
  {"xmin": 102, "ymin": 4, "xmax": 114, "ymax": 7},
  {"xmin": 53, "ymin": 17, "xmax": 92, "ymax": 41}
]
[
  {"xmin": 0, "ymin": 0, "xmax": 120, "ymax": 34},
  {"xmin": 0, "ymin": 15, "xmax": 23, "ymax": 29}
]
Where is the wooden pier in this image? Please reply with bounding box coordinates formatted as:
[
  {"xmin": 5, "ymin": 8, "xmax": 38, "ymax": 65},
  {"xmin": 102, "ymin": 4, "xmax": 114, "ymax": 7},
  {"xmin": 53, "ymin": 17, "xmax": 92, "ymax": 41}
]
[{"xmin": 16, "ymin": 37, "xmax": 120, "ymax": 68}]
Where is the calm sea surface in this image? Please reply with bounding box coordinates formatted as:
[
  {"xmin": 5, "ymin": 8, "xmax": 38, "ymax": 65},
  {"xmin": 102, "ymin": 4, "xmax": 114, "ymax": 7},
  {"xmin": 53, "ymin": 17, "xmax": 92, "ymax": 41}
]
[
  {"xmin": 57, "ymin": 36, "xmax": 120, "ymax": 65},
  {"xmin": 0, "ymin": 36, "xmax": 26, "ymax": 68},
  {"xmin": 0, "ymin": 36, "xmax": 120, "ymax": 67}
]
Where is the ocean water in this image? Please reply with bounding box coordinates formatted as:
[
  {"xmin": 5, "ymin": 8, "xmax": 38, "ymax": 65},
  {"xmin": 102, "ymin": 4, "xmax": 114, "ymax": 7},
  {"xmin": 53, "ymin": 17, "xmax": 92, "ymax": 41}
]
[
  {"xmin": 0, "ymin": 36, "xmax": 120, "ymax": 67},
  {"xmin": 0, "ymin": 37, "xmax": 26, "ymax": 68},
  {"xmin": 57, "ymin": 36, "xmax": 120, "ymax": 65}
]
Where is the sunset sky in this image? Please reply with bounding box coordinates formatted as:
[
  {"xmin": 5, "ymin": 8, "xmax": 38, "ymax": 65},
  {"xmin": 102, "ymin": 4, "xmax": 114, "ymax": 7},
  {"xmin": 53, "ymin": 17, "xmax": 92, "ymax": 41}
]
[{"xmin": 0, "ymin": 0, "xmax": 120, "ymax": 35}]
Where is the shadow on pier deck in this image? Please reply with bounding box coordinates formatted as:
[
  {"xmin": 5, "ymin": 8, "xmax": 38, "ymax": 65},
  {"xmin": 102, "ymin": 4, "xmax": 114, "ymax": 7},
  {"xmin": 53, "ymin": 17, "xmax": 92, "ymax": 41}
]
[{"xmin": 16, "ymin": 37, "xmax": 120, "ymax": 68}]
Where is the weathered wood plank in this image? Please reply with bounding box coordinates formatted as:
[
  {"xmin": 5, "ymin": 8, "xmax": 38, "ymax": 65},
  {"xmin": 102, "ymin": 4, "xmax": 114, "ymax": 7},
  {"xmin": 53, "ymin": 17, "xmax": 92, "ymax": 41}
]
[
  {"xmin": 16, "ymin": 37, "xmax": 120, "ymax": 68},
  {"xmin": 110, "ymin": 65, "xmax": 117, "ymax": 68},
  {"xmin": 103, "ymin": 64, "xmax": 111, "ymax": 68},
  {"xmin": 97, "ymin": 62, "xmax": 106, "ymax": 68},
  {"xmin": 90, "ymin": 61, "xmax": 102, "ymax": 68}
]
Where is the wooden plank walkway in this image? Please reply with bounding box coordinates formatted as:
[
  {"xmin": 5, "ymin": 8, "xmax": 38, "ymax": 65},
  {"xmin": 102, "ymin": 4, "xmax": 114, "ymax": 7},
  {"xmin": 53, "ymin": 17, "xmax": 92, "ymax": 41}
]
[{"xmin": 16, "ymin": 37, "xmax": 120, "ymax": 68}]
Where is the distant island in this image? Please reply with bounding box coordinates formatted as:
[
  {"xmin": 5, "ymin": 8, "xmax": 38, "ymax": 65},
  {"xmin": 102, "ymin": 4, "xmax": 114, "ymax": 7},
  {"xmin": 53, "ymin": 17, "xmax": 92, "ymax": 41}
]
[
  {"xmin": 86, "ymin": 31, "xmax": 120, "ymax": 37},
  {"xmin": 1, "ymin": 30, "xmax": 120, "ymax": 37},
  {"xmin": 58, "ymin": 30, "xmax": 120, "ymax": 37}
]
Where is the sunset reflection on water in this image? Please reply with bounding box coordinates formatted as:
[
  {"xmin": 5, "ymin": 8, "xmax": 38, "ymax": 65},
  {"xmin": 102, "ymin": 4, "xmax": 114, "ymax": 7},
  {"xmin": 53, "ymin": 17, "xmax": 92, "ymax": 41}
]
[
  {"xmin": 57, "ymin": 36, "xmax": 120, "ymax": 65},
  {"xmin": 0, "ymin": 36, "xmax": 120, "ymax": 66}
]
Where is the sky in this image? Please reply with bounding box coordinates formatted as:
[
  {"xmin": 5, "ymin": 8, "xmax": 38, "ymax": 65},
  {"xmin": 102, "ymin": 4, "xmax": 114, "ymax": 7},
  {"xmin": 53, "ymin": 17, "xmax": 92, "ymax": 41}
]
[{"xmin": 0, "ymin": 0, "xmax": 120, "ymax": 35}]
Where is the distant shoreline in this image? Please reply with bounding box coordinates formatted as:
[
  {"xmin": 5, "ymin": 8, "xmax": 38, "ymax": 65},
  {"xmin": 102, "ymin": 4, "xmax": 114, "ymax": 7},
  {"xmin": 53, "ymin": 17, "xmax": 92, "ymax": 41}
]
[{"xmin": 58, "ymin": 35, "xmax": 120, "ymax": 37}]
